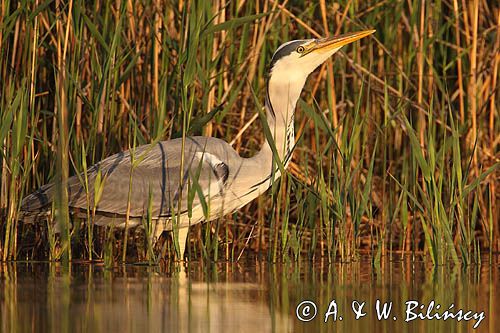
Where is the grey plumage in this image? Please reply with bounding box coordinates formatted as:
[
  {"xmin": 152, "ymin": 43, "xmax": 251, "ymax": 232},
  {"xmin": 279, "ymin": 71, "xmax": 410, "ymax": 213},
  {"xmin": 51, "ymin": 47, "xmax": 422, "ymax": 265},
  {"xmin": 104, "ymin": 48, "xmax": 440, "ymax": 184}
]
[
  {"xmin": 19, "ymin": 30, "xmax": 375, "ymax": 259},
  {"xmin": 21, "ymin": 136, "xmax": 265, "ymax": 229}
]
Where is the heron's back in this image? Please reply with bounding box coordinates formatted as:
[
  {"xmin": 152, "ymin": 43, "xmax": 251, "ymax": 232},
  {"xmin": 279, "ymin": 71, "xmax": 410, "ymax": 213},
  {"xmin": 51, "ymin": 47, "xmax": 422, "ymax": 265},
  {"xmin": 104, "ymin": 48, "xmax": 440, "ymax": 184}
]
[{"xmin": 20, "ymin": 136, "xmax": 243, "ymax": 229}]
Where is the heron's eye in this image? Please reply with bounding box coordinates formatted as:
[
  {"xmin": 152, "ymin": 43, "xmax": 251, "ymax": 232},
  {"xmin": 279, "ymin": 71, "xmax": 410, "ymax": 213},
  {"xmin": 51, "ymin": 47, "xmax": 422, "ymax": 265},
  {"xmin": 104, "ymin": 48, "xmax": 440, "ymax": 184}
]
[{"xmin": 296, "ymin": 46, "xmax": 305, "ymax": 53}]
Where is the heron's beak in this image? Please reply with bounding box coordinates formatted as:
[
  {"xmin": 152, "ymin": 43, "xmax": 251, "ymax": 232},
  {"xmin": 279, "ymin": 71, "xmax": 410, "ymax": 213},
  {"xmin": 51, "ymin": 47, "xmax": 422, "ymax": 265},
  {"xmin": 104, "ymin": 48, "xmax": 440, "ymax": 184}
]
[{"xmin": 308, "ymin": 29, "xmax": 375, "ymax": 54}]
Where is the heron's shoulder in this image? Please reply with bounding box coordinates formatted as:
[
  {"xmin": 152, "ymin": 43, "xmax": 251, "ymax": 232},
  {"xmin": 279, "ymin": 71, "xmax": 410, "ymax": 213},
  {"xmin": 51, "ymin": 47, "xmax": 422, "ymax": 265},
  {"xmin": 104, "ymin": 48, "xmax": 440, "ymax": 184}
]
[
  {"xmin": 185, "ymin": 136, "xmax": 233, "ymax": 148},
  {"xmin": 93, "ymin": 136, "xmax": 239, "ymax": 173},
  {"xmin": 157, "ymin": 136, "xmax": 238, "ymax": 157}
]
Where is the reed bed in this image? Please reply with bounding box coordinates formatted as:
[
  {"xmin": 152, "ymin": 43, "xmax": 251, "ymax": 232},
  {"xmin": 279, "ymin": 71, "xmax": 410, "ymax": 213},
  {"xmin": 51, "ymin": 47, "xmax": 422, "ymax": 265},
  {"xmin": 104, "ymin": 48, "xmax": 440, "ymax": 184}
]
[{"xmin": 0, "ymin": 0, "xmax": 498, "ymax": 264}]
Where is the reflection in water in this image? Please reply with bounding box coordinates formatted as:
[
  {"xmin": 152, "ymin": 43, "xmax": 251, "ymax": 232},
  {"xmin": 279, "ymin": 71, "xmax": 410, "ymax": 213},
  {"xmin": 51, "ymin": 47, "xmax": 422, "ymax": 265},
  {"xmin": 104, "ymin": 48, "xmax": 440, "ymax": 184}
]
[{"xmin": 0, "ymin": 257, "xmax": 498, "ymax": 332}]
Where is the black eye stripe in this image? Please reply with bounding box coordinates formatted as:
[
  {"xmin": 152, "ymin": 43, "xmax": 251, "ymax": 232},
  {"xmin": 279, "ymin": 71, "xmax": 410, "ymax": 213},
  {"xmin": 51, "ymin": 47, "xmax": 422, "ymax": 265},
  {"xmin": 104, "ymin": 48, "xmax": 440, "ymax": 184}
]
[{"xmin": 270, "ymin": 40, "xmax": 307, "ymax": 68}]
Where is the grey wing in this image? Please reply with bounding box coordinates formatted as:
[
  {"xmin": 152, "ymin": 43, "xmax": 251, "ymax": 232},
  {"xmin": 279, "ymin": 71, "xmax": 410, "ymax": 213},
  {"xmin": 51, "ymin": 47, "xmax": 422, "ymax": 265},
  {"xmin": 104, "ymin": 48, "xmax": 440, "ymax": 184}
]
[{"xmin": 21, "ymin": 137, "xmax": 237, "ymax": 221}]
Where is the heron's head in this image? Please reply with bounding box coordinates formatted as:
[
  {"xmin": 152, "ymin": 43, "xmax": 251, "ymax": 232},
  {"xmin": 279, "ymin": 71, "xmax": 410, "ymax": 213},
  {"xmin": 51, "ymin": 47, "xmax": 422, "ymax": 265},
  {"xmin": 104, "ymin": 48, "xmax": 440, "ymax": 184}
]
[{"xmin": 269, "ymin": 30, "xmax": 375, "ymax": 82}]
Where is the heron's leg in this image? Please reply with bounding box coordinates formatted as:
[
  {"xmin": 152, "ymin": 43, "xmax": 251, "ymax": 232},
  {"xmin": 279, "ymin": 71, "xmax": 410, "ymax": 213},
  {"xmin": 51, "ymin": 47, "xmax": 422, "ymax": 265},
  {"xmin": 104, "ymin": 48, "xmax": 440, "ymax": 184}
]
[{"xmin": 175, "ymin": 227, "xmax": 189, "ymax": 261}]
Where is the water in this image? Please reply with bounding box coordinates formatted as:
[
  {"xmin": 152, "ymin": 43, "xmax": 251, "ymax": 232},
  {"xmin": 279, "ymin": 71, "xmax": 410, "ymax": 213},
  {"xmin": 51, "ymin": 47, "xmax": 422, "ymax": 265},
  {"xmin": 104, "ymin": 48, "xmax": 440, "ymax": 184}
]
[{"xmin": 0, "ymin": 256, "xmax": 497, "ymax": 332}]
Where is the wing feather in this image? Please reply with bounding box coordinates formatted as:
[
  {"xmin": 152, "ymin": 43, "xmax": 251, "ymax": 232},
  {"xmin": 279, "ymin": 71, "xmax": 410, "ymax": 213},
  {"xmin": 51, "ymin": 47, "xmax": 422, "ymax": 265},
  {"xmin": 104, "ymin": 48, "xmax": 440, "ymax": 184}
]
[{"xmin": 21, "ymin": 137, "xmax": 239, "ymax": 222}]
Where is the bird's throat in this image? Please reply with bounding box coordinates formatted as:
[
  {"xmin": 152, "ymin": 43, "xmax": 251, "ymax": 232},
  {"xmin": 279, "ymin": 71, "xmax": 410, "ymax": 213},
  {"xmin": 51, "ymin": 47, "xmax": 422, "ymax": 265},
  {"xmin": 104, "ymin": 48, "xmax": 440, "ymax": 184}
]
[
  {"xmin": 264, "ymin": 74, "xmax": 306, "ymax": 164},
  {"xmin": 243, "ymin": 72, "xmax": 308, "ymax": 195}
]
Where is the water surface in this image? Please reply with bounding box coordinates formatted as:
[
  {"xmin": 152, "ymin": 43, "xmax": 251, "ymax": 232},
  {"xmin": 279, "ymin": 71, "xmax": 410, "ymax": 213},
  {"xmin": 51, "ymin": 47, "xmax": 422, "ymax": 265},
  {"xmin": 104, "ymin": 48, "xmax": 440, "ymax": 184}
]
[{"xmin": 0, "ymin": 256, "xmax": 498, "ymax": 332}]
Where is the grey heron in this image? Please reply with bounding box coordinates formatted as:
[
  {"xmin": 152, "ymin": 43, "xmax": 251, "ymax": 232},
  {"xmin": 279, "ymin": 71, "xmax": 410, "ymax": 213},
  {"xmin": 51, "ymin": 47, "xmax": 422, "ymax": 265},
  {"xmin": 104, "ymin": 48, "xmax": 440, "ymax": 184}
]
[{"xmin": 20, "ymin": 30, "xmax": 375, "ymax": 259}]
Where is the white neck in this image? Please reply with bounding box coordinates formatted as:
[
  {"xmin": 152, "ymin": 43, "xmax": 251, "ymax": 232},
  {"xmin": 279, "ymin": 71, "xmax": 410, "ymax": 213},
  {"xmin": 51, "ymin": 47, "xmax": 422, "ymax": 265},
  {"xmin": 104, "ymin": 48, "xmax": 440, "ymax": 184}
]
[{"xmin": 250, "ymin": 70, "xmax": 308, "ymax": 185}]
